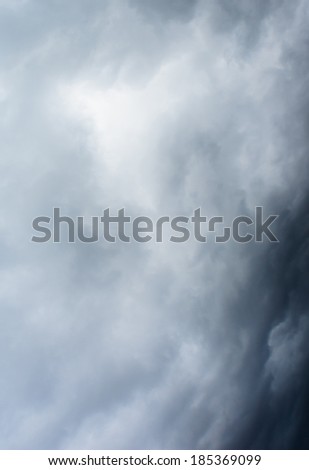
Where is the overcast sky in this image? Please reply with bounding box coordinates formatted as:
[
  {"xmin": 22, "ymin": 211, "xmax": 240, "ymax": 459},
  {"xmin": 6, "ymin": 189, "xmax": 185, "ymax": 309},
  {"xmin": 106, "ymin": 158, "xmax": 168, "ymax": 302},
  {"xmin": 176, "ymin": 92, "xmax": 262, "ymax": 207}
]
[{"xmin": 0, "ymin": 0, "xmax": 308, "ymax": 449}]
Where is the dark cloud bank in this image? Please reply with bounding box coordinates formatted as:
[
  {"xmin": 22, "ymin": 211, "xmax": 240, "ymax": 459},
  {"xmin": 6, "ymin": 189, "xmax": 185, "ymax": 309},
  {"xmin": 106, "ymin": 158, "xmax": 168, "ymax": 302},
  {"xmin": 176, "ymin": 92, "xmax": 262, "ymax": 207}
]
[{"xmin": 0, "ymin": 0, "xmax": 308, "ymax": 449}]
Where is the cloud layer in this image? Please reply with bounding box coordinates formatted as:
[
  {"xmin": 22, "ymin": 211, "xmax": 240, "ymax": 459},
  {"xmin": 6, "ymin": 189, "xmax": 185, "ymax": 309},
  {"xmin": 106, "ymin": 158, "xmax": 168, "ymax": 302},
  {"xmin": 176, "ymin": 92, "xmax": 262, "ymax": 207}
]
[{"xmin": 0, "ymin": 0, "xmax": 308, "ymax": 449}]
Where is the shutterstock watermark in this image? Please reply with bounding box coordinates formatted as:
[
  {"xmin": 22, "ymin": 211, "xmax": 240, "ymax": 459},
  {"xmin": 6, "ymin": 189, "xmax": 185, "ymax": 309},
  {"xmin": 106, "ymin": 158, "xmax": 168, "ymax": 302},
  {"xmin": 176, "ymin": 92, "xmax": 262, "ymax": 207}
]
[{"xmin": 31, "ymin": 207, "xmax": 279, "ymax": 244}]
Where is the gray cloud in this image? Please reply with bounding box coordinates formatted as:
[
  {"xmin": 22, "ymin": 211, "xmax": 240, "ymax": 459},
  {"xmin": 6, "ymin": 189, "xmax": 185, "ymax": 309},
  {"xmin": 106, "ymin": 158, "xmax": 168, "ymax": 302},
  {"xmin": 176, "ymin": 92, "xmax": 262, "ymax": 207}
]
[{"xmin": 0, "ymin": 0, "xmax": 308, "ymax": 449}]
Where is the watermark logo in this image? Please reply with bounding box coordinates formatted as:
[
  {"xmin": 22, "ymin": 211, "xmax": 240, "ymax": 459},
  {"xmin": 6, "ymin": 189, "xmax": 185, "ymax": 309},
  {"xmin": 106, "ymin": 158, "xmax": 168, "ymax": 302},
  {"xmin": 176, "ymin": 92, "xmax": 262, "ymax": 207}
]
[{"xmin": 31, "ymin": 207, "xmax": 279, "ymax": 244}]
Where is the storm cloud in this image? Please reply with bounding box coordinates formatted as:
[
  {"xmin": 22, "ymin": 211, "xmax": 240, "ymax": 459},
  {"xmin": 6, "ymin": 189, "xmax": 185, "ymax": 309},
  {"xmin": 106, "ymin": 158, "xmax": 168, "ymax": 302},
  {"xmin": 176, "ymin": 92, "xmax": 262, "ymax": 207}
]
[{"xmin": 0, "ymin": 0, "xmax": 308, "ymax": 449}]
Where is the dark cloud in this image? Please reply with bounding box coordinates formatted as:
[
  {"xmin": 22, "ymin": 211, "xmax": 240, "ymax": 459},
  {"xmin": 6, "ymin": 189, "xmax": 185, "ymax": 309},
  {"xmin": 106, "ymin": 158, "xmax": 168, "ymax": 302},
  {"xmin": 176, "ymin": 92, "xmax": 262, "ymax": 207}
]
[
  {"xmin": 223, "ymin": 194, "xmax": 309, "ymax": 450},
  {"xmin": 0, "ymin": 0, "xmax": 308, "ymax": 450}
]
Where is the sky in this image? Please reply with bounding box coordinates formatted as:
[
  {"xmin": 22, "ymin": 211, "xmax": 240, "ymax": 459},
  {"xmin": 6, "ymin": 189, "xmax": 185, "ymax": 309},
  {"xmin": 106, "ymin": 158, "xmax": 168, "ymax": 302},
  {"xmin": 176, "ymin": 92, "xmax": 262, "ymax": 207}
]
[{"xmin": 0, "ymin": 0, "xmax": 308, "ymax": 450}]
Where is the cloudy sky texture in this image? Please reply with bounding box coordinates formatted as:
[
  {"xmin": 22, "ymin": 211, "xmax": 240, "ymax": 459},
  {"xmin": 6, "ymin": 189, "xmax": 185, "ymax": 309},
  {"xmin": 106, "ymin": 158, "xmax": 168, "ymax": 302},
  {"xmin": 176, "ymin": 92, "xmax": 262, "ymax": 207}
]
[{"xmin": 0, "ymin": 0, "xmax": 308, "ymax": 449}]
